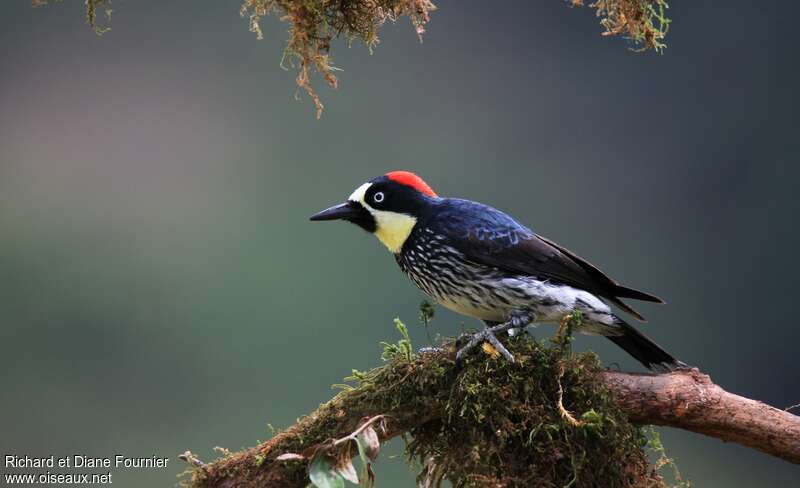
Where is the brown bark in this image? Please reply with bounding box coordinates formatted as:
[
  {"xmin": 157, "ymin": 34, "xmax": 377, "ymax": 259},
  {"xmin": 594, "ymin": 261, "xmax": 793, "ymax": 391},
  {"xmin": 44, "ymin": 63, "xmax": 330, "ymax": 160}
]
[
  {"xmin": 187, "ymin": 368, "xmax": 800, "ymax": 487},
  {"xmin": 601, "ymin": 368, "xmax": 800, "ymax": 464}
]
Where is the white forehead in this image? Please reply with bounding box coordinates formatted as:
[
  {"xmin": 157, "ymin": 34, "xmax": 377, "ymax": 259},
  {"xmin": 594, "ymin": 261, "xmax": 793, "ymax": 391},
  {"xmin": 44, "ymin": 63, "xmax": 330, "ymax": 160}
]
[{"xmin": 348, "ymin": 182, "xmax": 372, "ymax": 203}]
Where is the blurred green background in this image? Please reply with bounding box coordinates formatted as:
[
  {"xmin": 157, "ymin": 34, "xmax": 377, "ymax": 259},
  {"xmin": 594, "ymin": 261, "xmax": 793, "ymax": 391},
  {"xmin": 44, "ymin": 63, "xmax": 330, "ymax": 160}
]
[{"xmin": 1, "ymin": 1, "xmax": 798, "ymax": 486}]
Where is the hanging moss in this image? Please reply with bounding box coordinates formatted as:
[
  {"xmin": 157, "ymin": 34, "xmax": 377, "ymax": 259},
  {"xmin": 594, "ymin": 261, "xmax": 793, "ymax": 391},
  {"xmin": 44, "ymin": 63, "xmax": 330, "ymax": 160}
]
[
  {"xmin": 33, "ymin": 1, "xmax": 671, "ymax": 118},
  {"xmin": 32, "ymin": 0, "xmax": 113, "ymax": 34},
  {"xmin": 239, "ymin": 0, "xmax": 435, "ymax": 118},
  {"xmin": 582, "ymin": 0, "xmax": 671, "ymax": 52}
]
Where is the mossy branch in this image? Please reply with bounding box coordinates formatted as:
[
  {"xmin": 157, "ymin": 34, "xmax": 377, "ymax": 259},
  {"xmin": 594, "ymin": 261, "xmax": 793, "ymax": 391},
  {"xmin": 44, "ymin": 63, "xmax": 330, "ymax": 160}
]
[{"xmin": 179, "ymin": 336, "xmax": 800, "ymax": 488}]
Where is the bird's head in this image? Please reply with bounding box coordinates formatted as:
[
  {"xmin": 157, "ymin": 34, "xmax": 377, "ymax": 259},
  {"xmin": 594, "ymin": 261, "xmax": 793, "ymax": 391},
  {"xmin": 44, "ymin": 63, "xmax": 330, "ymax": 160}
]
[{"xmin": 310, "ymin": 171, "xmax": 439, "ymax": 253}]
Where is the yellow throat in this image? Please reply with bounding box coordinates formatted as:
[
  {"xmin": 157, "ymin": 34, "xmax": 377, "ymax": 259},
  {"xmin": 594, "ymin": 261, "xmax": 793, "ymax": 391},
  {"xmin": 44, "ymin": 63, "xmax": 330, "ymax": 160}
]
[{"xmin": 373, "ymin": 211, "xmax": 417, "ymax": 253}]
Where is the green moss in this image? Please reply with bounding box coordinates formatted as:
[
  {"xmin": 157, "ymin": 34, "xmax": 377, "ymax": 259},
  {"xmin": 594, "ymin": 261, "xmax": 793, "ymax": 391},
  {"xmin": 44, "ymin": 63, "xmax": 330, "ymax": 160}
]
[
  {"xmin": 185, "ymin": 330, "xmax": 676, "ymax": 488},
  {"xmin": 406, "ymin": 336, "xmax": 664, "ymax": 487}
]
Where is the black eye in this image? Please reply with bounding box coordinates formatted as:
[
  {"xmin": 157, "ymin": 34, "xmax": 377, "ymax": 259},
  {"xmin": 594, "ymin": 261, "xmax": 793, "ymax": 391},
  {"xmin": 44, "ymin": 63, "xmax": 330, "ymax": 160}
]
[{"xmin": 373, "ymin": 191, "xmax": 385, "ymax": 203}]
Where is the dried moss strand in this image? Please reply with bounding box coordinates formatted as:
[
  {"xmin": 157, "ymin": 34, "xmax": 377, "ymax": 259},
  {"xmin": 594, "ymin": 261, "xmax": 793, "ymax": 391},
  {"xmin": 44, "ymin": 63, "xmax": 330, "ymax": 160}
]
[
  {"xmin": 240, "ymin": 0, "xmax": 437, "ymax": 117},
  {"xmin": 588, "ymin": 0, "xmax": 671, "ymax": 52},
  {"xmin": 35, "ymin": 1, "xmax": 671, "ymax": 116}
]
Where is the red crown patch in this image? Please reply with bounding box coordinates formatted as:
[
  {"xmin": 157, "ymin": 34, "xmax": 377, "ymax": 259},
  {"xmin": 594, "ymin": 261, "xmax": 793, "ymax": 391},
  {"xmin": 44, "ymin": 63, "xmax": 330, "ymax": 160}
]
[{"xmin": 386, "ymin": 171, "xmax": 437, "ymax": 197}]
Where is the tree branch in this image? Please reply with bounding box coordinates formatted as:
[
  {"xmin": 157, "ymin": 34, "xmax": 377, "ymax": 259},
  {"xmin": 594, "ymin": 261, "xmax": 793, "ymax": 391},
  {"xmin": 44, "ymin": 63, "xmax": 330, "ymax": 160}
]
[
  {"xmin": 601, "ymin": 369, "xmax": 800, "ymax": 464},
  {"xmin": 183, "ymin": 349, "xmax": 800, "ymax": 487}
]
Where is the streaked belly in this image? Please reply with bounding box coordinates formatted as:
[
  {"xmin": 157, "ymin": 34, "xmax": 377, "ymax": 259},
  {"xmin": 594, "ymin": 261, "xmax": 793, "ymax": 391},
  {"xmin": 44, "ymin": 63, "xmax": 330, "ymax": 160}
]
[{"xmin": 435, "ymin": 294, "xmax": 508, "ymax": 322}]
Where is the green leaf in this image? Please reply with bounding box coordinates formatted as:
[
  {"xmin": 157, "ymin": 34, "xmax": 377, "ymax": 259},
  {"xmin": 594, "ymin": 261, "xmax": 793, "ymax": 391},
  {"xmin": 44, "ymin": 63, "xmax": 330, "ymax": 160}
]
[{"xmin": 309, "ymin": 454, "xmax": 345, "ymax": 488}]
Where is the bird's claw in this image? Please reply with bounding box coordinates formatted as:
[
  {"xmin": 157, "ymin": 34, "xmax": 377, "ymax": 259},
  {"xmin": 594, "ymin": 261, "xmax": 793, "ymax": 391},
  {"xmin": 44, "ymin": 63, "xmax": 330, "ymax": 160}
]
[
  {"xmin": 485, "ymin": 329, "xmax": 516, "ymax": 362},
  {"xmin": 455, "ymin": 315, "xmax": 532, "ymax": 364}
]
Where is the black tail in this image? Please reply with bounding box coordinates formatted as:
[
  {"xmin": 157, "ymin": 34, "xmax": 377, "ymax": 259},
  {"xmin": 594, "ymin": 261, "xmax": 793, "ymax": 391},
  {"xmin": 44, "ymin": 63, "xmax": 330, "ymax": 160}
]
[
  {"xmin": 614, "ymin": 285, "xmax": 665, "ymax": 304},
  {"xmin": 606, "ymin": 319, "xmax": 684, "ymax": 372}
]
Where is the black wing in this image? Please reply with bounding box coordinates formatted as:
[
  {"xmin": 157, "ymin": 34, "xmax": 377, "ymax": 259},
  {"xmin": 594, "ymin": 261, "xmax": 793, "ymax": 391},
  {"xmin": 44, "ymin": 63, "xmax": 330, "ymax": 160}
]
[{"xmin": 429, "ymin": 199, "xmax": 663, "ymax": 321}]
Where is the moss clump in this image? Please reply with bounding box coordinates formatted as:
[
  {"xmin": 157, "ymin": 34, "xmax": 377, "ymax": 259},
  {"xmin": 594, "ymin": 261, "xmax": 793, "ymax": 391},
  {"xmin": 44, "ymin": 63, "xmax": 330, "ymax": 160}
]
[
  {"xmin": 407, "ymin": 335, "xmax": 664, "ymax": 487},
  {"xmin": 574, "ymin": 0, "xmax": 671, "ymax": 52},
  {"xmin": 183, "ymin": 342, "xmax": 453, "ymax": 487},
  {"xmin": 185, "ymin": 328, "xmax": 672, "ymax": 488},
  {"xmin": 35, "ymin": 1, "xmax": 672, "ymax": 117},
  {"xmin": 240, "ymin": 0, "xmax": 436, "ymax": 118}
]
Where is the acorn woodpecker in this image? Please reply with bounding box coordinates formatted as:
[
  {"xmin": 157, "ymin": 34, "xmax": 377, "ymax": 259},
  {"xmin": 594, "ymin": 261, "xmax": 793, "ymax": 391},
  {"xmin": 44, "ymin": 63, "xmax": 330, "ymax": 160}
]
[{"xmin": 310, "ymin": 171, "xmax": 683, "ymax": 371}]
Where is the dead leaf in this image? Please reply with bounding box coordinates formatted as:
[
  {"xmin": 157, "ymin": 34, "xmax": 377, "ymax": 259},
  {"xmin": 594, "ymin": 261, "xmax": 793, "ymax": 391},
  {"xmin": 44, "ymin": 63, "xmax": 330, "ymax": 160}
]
[{"xmin": 357, "ymin": 426, "xmax": 381, "ymax": 461}]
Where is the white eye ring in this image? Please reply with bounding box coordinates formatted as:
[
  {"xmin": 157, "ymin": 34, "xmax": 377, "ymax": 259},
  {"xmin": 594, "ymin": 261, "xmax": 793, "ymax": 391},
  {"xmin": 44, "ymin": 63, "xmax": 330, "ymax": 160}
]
[{"xmin": 373, "ymin": 192, "xmax": 385, "ymax": 203}]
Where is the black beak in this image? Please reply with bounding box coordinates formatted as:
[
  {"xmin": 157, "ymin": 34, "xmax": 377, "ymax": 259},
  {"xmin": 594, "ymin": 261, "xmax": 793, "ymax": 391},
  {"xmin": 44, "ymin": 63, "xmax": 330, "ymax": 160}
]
[
  {"xmin": 310, "ymin": 200, "xmax": 376, "ymax": 232},
  {"xmin": 309, "ymin": 201, "xmax": 362, "ymax": 221}
]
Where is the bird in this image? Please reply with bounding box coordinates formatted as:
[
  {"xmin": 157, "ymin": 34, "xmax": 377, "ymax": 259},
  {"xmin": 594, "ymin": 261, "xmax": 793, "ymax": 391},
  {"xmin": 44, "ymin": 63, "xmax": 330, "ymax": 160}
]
[{"xmin": 310, "ymin": 171, "xmax": 684, "ymax": 371}]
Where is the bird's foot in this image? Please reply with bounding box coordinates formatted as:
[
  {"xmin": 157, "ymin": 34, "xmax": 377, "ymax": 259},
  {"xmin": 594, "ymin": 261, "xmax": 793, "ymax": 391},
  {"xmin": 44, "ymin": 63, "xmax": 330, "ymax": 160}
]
[
  {"xmin": 455, "ymin": 312, "xmax": 533, "ymax": 364},
  {"xmin": 456, "ymin": 324, "xmax": 515, "ymax": 362}
]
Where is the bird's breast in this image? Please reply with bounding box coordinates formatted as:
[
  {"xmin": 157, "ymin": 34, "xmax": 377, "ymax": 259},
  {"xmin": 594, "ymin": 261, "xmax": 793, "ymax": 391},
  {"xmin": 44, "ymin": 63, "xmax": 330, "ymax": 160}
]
[{"xmin": 395, "ymin": 229, "xmax": 510, "ymax": 321}]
